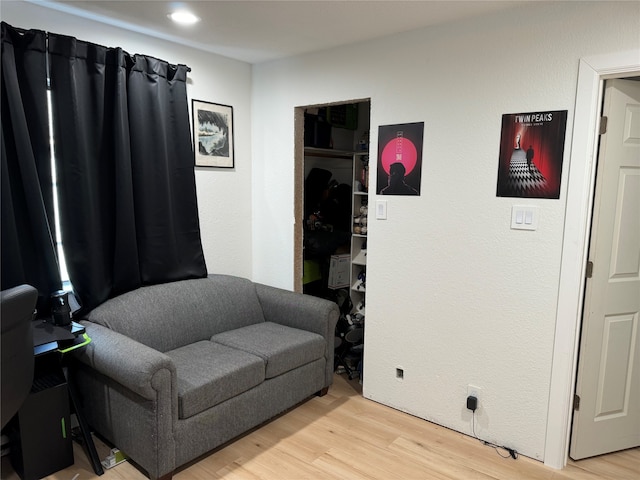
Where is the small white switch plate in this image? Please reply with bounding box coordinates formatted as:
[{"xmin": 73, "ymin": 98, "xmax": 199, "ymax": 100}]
[
  {"xmin": 376, "ymin": 200, "xmax": 387, "ymax": 220},
  {"xmin": 511, "ymin": 205, "xmax": 539, "ymax": 230}
]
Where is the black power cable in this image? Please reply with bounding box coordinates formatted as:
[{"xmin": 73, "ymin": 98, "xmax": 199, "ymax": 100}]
[{"xmin": 471, "ymin": 409, "xmax": 518, "ymax": 460}]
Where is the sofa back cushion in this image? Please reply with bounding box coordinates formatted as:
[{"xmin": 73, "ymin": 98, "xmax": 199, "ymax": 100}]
[{"xmin": 84, "ymin": 275, "xmax": 265, "ymax": 352}]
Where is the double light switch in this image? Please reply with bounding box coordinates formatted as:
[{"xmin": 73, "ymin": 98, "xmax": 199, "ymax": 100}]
[{"xmin": 511, "ymin": 205, "xmax": 539, "ymax": 230}]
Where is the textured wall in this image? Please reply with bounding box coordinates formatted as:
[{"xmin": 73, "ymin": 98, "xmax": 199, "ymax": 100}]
[{"xmin": 251, "ymin": 1, "xmax": 640, "ymax": 460}]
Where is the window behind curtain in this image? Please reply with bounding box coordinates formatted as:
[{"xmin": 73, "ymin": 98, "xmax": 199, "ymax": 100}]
[{"xmin": 2, "ymin": 23, "xmax": 207, "ymax": 315}]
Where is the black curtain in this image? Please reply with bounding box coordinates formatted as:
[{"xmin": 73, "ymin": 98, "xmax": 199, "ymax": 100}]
[
  {"xmin": 1, "ymin": 22, "xmax": 62, "ymax": 312},
  {"xmin": 47, "ymin": 34, "xmax": 207, "ymax": 313}
]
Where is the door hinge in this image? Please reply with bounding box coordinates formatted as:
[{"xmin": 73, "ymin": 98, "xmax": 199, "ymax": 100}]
[
  {"xmin": 574, "ymin": 394, "xmax": 581, "ymax": 411},
  {"xmin": 599, "ymin": 116, "xmax": 608, "ymax": 135},
  {"xmin": 586, "ymin": 261, "xmax": 594, "ymax": 279}
]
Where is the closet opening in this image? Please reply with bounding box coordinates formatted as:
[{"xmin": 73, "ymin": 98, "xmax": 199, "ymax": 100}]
[{"xmin": 294, "ymin": 99, "xmax": 370, "ymax": 380}]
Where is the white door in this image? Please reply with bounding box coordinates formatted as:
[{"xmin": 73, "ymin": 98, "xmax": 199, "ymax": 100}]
[{"xmin": 570, "ymin": 78, "xmax": 640, "ymax": 460}]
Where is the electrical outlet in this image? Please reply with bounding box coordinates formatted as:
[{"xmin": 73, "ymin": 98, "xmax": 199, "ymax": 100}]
[{"xmin": 467, "ymin": 384, "xmax": 482, "ymax": 409}]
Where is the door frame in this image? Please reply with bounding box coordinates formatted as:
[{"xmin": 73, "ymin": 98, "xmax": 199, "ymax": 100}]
[
  {"xmin": 544, "ymin": 50, "xmax": 640, "ymax": 469},
  {"xmin": 293, "ymin": 99, "xmax": 371, "ymax": 295}
]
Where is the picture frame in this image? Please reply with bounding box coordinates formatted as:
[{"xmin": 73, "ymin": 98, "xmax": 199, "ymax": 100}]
[
  {"xmin": 376, "ymin": 122, "xmax": 424, "ymax": 196},
  {"xmin": 495, "ymin": 110, "xmax": 567, "ymax": 199},
  {"xmin": 192, "ymin": 100, "xmax": 234, "ymax": 168}
]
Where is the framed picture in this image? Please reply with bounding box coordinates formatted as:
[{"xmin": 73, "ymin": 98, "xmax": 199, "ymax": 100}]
[
  {"xmin": 376, "ymin": 122, "xmax": 424, "ymax": 196},
  {"xmin": 192, "ymin": 100, "xmax": 234, "ymax": 168},
  {"xmin": 496, "ymin": 110, "xmax": 567, "ymax": 199}
]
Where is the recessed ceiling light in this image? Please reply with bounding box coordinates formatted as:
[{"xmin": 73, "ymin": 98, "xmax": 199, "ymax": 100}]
[{"xmin": 168, "ymin": 10, "xmax": 200, "ymax": 26}]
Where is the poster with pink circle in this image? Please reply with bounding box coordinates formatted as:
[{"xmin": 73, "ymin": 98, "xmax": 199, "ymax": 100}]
[{"xmin": 376, "ymin": 122, "xmax": 424, "ymax": 196}]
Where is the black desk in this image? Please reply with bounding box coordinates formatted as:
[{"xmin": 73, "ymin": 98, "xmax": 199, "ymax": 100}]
[
  {"xmin": 10, "ymin": 320, "xmax": 104, "ymax": 479},
  {"xmin": 32, "ymin": 319, "xmax": 87, "ymax": 356}
]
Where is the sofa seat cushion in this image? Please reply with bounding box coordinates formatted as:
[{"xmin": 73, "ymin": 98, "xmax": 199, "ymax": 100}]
[
  {"xmin": 210, "ymin": 322, "xmax": 326, "ymax": 379},
  {"xmin": 166, "ymin": 341, "xmax": 265, "ymax": 419}
]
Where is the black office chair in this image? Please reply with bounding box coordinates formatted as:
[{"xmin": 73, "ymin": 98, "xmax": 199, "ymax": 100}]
[{"xmin": 1, "ymin": 284, "xmax": 38, "ymax": 429}]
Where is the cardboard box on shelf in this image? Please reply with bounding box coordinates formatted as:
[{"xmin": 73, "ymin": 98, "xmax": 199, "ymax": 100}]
[{"xmin": 328, "ymin": 254, "xmax": 350, "ymax": 289}]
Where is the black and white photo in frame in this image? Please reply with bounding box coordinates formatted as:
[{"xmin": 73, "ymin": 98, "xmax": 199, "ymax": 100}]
[{"xmin": 193, "ymin": 100, "xmax": 234, "ymax": 168}]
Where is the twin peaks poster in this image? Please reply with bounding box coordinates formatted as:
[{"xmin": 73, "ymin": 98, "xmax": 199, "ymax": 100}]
[{"xmin": 496, "ymin": 110, "xmax": 568, "ymax": 199}]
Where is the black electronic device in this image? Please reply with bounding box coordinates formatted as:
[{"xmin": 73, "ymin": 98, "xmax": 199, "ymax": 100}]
[
  {"xmin": 467, "ymin": 395, "xmax": 478, "ymax": 412},
  {"xmin": 51, "ymin": 290, "xmax": 72, "ymax": 326},
  {"xmin": 9, "ymin": 370, "xmax": 74, "ymax": 480}
]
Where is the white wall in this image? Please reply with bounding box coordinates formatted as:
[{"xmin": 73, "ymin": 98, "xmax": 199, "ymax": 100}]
[
  {"xmin": 2, "ymin": 1, "xmax": 253, "ymax": 280},
  {"xmin": 251, "ymin": 1, "xmax": 640, "ymax": 460}
]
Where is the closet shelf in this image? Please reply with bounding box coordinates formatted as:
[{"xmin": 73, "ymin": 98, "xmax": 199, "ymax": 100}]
[
  {"xmin": 353, "ymin": 251, "xmax": 367, "ymax": 265},
  {"xmin": 303, "ymin": 147, "xmax": 354, "ymax": 159}
]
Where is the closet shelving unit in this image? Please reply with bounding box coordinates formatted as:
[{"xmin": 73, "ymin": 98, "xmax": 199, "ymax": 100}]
[{"xmin": 350, "ymin": 151, "xmax": 369, "ymax": 315}]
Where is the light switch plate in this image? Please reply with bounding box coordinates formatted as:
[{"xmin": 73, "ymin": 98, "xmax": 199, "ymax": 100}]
[
  {"xmin": 511, "ymin": 205, "xmax": 539, "ymax": 230},
  {"xmin": 376, "ymin": 200, "xmax": 387, "ymax": 220}
]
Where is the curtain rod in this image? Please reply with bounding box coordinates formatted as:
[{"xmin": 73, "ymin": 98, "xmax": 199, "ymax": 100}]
[{"xmin": 4, "ymin": 23, "xmax": 190, "ymax": 72}]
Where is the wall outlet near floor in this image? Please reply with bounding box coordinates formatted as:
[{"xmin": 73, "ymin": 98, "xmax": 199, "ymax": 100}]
[{"xmin": 467, "ymin": 384, "xmax": 482, "ymax": 409}]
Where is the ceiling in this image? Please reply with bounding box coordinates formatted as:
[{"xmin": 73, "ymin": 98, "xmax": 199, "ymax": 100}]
[{"xmin": 30, "ymin": 0, "xmax": 528, "ymax": 64}]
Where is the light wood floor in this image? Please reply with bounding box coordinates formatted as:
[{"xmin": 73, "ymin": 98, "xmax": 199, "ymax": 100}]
[{"xmin": 2, "ymin": 373, "xmax": 638, "ymax": 480}]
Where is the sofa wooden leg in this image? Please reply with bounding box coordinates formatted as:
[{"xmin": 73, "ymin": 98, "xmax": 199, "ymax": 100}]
[
  {"xmin": 157, "ymin": 472, "xmax": 173, "ymax": 480},
  {"xmin": 316, "ymin": 386, "xmax": 329, "ymax": 397}
]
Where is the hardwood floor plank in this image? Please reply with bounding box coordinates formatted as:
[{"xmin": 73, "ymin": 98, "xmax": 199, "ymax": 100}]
[
  {"xmin": 2, "ymin": 373, "xmax": 637, "ymax": 480},
  {"xmin": 565, "ymin": 451, "xmax": 640, "ymax": 480},
  {"xmin": 389, "ymin": 436, "xmax": 505, "ymax": 480},
  {"xmin": 309, "ymin": 452, "xmax": 373, "ymax": 480}
]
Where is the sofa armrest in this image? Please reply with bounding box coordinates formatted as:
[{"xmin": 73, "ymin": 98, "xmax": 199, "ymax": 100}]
[{"xmin": 73, "ymin": 321, "xmax": 177, "ymax": 401}]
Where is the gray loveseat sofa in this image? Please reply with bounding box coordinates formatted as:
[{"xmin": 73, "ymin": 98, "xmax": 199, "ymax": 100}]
[{"xmin": 71, "ymin": 274, "xmax": 339, "ymax": 479}]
